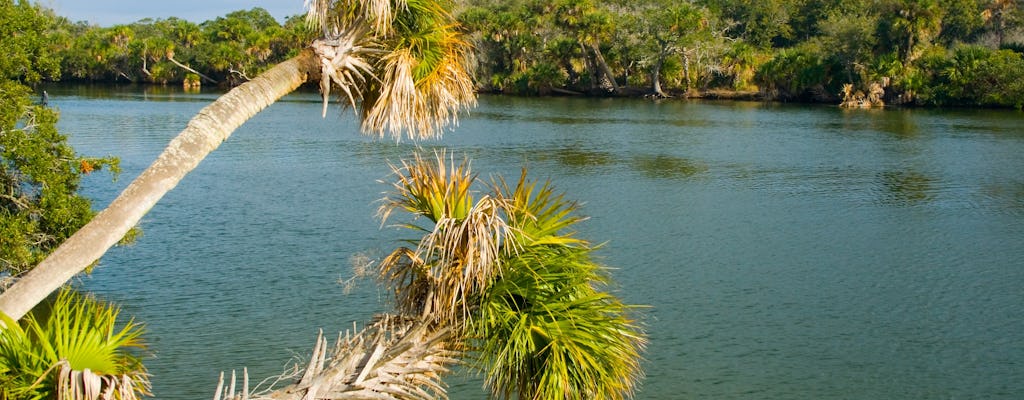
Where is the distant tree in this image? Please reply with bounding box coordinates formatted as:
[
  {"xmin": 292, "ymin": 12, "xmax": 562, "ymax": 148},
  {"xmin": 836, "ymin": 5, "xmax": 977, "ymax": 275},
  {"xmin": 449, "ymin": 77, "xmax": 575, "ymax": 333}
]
[
  {"xmin": 699, "ymin": 0, "xmax": 801, "ymax": 48},
  {"xmin": 876, "ymin": 0, "xmax": 945, "ymax": 64},
  {"xmin": 624, "ymin": 0, "xmax": 714, "ymax": 96},
  {"xmin": 818, "ymin": 7, "xmax": 879, "ymax": 83},
  {"xmin": 982, "ymin": 0, "xmax": 1022, "ymax": 47},
  {"xmin": 458, "ymin": 0, "xmax": 550, "ymax": 93},
  {"xmin": 551, "ymin": 0, "xmax": 621, "ymax": 93},
  {"xmin": 919, "ymin": 44, "xmax": 1024, "ymax": 107},
  {"xmin": 937, "ymin": 0, "xmax": 985, "ymax": 45}
]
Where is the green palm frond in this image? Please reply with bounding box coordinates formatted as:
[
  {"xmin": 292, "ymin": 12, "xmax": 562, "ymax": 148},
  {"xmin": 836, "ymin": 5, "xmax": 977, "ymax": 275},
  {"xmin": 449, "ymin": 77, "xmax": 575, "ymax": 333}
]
[
  {"xmin": 379, "ymin": 150, "xmax": 476, "ymax": 224},
  {"xmin": 494, "ymin": 171, "xmax": 586, "ymax": 247},
  {"xmin": 473, "ymin": 247, "xmax": 646, "ymax": 400},
  {"xmin": 0, "ymin": 288, "xmax": 149, "ymax": 400}
]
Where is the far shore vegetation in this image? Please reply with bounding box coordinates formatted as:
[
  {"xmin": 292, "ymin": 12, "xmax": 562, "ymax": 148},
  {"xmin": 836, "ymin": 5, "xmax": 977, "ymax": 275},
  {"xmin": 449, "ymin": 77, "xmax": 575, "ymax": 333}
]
[{"xmin": 15, "ymin": 0, "xmax": 1024, "ymax": 109}]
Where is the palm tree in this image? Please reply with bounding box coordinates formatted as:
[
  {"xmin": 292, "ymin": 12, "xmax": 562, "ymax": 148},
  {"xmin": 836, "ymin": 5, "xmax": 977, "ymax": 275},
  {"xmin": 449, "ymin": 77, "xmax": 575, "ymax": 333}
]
[
  {"xmin": 0, "ymin": 0, "xmax": 476, "ymax": 321},
  {"xmin": 376, "ymin": 151, "xmax": 647, "ymax": 400}
]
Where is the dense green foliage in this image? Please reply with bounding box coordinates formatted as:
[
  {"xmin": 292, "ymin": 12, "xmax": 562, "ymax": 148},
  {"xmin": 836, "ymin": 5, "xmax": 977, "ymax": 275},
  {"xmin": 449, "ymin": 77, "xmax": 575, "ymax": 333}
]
[
  {"xmin": 52, "ymin": 8, "xmax": 315, "ymax": 86},
  {"xmin": 458, "ymin": 0, "xmax": 1024, "ymax": 107},
  {"xmin": 1, "ymin": 0, "xmax": 121, "ymax": 277}
]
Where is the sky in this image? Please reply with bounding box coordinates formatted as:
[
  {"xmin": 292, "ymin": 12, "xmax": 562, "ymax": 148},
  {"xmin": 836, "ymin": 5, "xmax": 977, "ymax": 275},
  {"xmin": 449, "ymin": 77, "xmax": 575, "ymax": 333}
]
[{"xmin": 40, "ymin": 0, "xmax": 307, "ymax": 26}]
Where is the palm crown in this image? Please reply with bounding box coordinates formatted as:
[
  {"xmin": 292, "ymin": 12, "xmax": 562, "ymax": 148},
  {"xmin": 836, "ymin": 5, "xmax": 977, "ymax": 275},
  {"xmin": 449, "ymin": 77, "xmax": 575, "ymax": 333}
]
[
  {"xmin": 378, "ymin": 151, "xmax": 647, "ymax": 400},
  {"xmin": 305, "ymin": 0, "xmax": 476, "ymax": 140}
]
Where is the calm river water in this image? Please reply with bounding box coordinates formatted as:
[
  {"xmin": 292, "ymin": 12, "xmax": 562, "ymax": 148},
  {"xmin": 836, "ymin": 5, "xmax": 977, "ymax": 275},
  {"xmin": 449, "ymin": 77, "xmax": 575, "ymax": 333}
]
[{"xmin": 48, "ymin": 85, "xmax": 1023, "ymax": 399}]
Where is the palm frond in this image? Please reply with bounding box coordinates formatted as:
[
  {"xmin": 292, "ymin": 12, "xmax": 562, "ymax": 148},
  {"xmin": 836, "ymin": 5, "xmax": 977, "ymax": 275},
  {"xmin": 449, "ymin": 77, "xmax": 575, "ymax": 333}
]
[
  {"xmin": 215, "ymin": 315, "xmax": 458, "ymax": 400},
  {"xmin": 493, "ymin": 171, "xmax": 586, "ymax": 247},
  {"xmin": 360, "ymin": 3, "xmax": 476, "ymax": 140},
  {"xmin": 378, "ymin": 150, "xmax": 476, "ymax": 224},
  {"xmin": 306, "ymin": 0, "xmax": 475, "ymax": 140},
  {"xmin": 472, "ymin": 248, "xmax": 646, "ymax": 400},
  {"xmin": 306, "ymin": 0, "xmax": 393, "ymax": 36},
  {"xmin": 377, "ymin": 154, "xmax": 647, "ymax": 399},
  {"xmin": 378, "ymin": 151, "xmax": 515, "ymax": 326},
  {"xmin": 0, "ymin": 288, "xmax": 150, "ymax": 400}
]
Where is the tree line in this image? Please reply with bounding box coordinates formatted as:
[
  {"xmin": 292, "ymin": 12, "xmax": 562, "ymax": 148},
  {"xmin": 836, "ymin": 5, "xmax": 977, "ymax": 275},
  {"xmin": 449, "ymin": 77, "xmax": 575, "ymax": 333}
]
[
  {"xmin": 458, "ymin": 0, "xmax": 1024, "ymax": 107},
  {"xmin": 15, "ymin": 0, "xmax": 1024, "ymax": 108}
]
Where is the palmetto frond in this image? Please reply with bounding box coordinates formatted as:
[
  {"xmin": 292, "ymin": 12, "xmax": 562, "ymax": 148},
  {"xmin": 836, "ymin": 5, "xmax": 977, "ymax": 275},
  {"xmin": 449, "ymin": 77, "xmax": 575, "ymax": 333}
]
[
  {"xmin": 362, "ymin": 10, "xmax": 476, "ymax": 139},
  {"xmin": 472, "ymin": 247, "xmax": 647, "ymax": 400},
  {"xmin": 494, "ymin": 171, "xmax": 586, "ymax": 247},
  {"xmin": 0, "ymin": 288, "xmax": 150, "ymax": 400},
  {"xmin": 378, "ymin": 150, "xmax": 476, "ymax": 224}
]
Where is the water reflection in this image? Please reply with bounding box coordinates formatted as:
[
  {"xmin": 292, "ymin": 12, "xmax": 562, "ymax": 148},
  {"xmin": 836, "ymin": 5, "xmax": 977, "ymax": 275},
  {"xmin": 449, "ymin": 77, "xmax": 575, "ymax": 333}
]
[
  {"xmin": 875, "ymin": 109, "xmax": 920, "ymax": 138},
  {"xmin": 877, "ymin": 170, "xmax": 937, "ymax": 205},
  {"xmin": 632, "ymin": 154, "xmax": 709, "ymax": 179},
  {"xmin": 982, "ymin": 181, "xmax": 1024, "ymax": 211},
  {"xmin": 556, "ymin": 147, "xmax": 616, "ymax": 168}
]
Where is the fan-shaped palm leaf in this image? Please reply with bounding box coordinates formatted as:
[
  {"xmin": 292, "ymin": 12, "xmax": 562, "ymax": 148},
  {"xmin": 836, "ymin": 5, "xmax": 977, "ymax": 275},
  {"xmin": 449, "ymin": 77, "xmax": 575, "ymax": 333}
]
[
  {"xmin": 0, "ymin": 288, "xmax": 149, "ymax": 400},
  {"xmin": 493, "ymin": 171, "xmax": 586, "ymax": 247},
  {"xmin": 472, "ymin": 246, "xmax": 646, "ymax": 400}
]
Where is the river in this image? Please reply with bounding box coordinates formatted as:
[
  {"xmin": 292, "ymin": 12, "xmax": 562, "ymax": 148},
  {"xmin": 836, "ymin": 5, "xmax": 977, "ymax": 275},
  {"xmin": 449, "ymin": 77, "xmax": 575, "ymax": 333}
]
[{"xmin": 47, "ymin": 85, "xmax": 1023, "ymax": 399}]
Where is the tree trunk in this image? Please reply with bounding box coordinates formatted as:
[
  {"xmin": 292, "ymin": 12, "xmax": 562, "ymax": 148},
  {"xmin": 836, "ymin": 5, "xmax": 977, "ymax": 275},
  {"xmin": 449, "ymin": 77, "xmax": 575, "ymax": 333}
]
[
  {"xmin": 0, "ymin": 48, "xmax": 320, "ymax": 321},
  {"xmin": 168, "ymin": 55, "xmax": 218, "ymax": 84},
  {"xmin": 587, "ymin": 41, "xmax": 619, "ymax": 93},
  {"xmin": 651, "ymin": 55, "xmax": 666, "ymax": 98},
  {"xmin": 682, "ymin": 48, "xmax": 692, "ymax": 91},
  {"xmin": 905, "ymin": 30, "xmax": 915, "ymax": 65}
]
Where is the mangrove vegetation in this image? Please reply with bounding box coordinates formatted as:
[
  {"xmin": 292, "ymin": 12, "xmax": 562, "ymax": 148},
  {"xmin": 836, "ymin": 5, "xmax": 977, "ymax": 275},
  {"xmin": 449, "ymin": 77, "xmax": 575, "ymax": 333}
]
[{"xmin": 9, "ymin": 0, "xmax": 1024, "ymax": 108}]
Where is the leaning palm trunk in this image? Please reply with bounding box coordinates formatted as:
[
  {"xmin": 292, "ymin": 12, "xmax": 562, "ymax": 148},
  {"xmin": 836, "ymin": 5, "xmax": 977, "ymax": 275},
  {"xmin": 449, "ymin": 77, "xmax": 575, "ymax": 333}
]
[
  {"xmin": 0, "ymin": 49, "xmax": 321, "ymax": 321},
  {"xmin": 214, "ymin": 315, "xmax": 457, "ymax": 400}
]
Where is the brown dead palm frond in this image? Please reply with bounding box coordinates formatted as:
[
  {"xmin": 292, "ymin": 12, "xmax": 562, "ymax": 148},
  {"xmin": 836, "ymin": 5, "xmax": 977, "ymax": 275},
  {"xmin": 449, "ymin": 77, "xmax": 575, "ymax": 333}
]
[
  {"xmin": 377, "ymin": 152, "xmax": 516, "ymax": 326},
  {"xmin": 306, "ymin": 0, "xmax": 406, "ymax": 38},
  {"xmin": 361, "ymin": 29, "xmax": 476, "ymax": 140},
  {"xmin": 311, "ymin": 23, "xmax": 378, "ymax": 118},
  {"xmin": 215, "ymin": 315, "xmax": 457, "ymax": 400},
  {"xmin": 378, "ymin": 247, "xmax": 433, "ymax": 318},
  {"xmin": 412, "ymin": 195, "xmax": 513, "ymax": 326}
]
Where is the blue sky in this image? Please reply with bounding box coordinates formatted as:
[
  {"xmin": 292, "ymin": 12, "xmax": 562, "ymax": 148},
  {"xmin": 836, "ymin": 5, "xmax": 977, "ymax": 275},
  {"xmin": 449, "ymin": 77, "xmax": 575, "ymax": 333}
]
[{"xmin": 42, "ymin": 0, "xmax": 306, "ymax": 26}]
